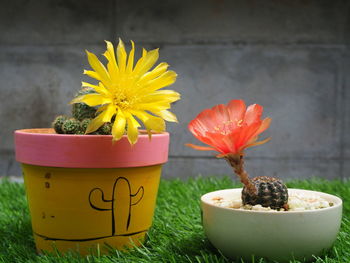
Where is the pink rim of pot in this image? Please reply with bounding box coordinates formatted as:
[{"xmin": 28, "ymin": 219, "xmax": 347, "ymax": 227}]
[{"xmin": 14, "ymin": 128, "xmax": 169, "ymax": 168}]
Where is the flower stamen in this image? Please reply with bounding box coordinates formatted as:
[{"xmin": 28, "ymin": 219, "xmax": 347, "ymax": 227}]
[{"xmin": 236, "ymin": 119, "xmax": 243, "ymax": 127}]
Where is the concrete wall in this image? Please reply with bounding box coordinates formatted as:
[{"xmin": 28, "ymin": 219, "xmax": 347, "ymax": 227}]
[{"xmin": 0, "ymin": 0, "xmax": 349, "ymax": 180}]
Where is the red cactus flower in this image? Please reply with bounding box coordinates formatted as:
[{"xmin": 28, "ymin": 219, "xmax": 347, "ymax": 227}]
[{"xmin": 186, "ymin": 99, "xmax": 271, "ymax": 156}]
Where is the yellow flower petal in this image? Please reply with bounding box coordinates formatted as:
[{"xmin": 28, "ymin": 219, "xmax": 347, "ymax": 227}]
[
  {"xmin": 81, "ymin": 82, "xmax": 109, "ymax": 96},
  {"xmin": 139, "ymin": 70, "xmax": 177, "ymax": 94},
  {"xmin": 85, "ymin": 105, "xmax": 116, "ymax": 134},
  {"xmin": 155, "ymin": 110, "xmax": 178, "ymax": 123},
  {"xmin": 137, "ymin": 62, "xmax": 169, "ymax": 85},
  {"xmin": 126, "ymin": 114, "xmax": 140, "ymax": 145},
  {"xmin": 98, "ymin": 82, "xmax": 111, "ymax": 96},
  {"xmin": 133, "ymin": 48, "xmax": 159, "ymax": 76},
  {"xmin": 131, "ymin": 110, "xmax": 165, "ymax": 132},
  {"xmin": 83, "ymin": 70, "xmax": 101, "ymax": 81},
  {"xmin": 136, "ymin": 101, "xmax": 171, "ymax": 112},
  {"xmin": 96, "ymin": 105, "xmax": 107, "ymax": 114},
  {"xmin": 133, "ymin": 48, "xmax": 148, "ymax": 71},
  {"xmin": 103, "ymin": 41, "xmax": 117, "ymax": 64},
  {"xmin": 103, "ymin": 41, "xmax": 119, "ymax": 83},
  {"xmin": 70, "ymin": 94, "xmax": 112, "ymax": 107},
  {"xmin": 117, "ymin": 38, "xmax": 127, "ymax": 74},
  {"xmin": 140, "ymin": 90, "xmax": 181, "ymax": 103},
  {"xmin": 112, "ymin": 110, "xmax": 126, "ymax": 141},
  {"xmin": 101, "ymin": 104, "xmax": 117, "ymax": 122},
  {"xmin": 144, "ymin": 116, "xmax": 165, "ymax": 132},
  {"xmin": 126, "ymin": 40, "xmax": 135, "ymax": 74},
  {"xmin": 85, "ymin": 50, "xmax": 111, "ymax": 87},
  {"xmin": 86, "ymin": 118, "xmax": 103, "ymax": 134},
  {"xmin": 85, "ymin": 107, "xmax": 114, "ymax": 134}
]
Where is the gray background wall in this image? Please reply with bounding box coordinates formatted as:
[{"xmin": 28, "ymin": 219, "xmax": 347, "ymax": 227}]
[{"xmin": 0, "ymin": 0, "xmax": 349, "ymax": 180}]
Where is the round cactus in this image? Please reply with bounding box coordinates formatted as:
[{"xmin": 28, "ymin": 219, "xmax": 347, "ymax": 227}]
[
  {"xmin": 97, "ymin": 123, "xmax": 112, "ymax": 135},
  {"xmin": 51, "ymin": 88, "xmax": 114, "ymax": 136},
  {"xmin": 241, "ymin": 176, "xmax": 288, "ymax": 209},
  {"xmin": 72, "ymin": 88, "xmax": 97, "ymax": 121},
  {"xmin": 75, "ymin": 130, "xmax": 85, "ymax": 135},
  {"xmin": 80, "ymin": 118, "xmax": 92, "ymax": 134},
  {"xmin": 52, "ymin": 115, "xmax": 68, "ymax": 134},
  {"xmin": 62, "ymin": 118, "xmax": 81, "ymax": 134}
]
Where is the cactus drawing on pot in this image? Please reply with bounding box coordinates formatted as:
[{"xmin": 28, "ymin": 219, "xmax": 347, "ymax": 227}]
[
  {"xmin": 89, "ymin": 177, "xmax": 144, "ymax": 235},
  {"xmin": 186, "ymin": 99, "xmax": 289, "ymax": 210}
]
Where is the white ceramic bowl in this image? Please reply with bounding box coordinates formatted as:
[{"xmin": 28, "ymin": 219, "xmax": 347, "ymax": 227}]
[{"xmin": 201, "ymin": 188, "xmax": 342, "ymax": 263}]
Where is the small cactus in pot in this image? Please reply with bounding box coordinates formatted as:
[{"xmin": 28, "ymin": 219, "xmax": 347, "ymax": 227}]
[
  {"xmin": 52, "ymin": 87, "xmax": 98, "ymax": 135},
  {"xmin": 186, "ymin": 99, "xmax": 288, "ymax": 210},
  {"xmin": 52, "ymin": 115, "xmax": 68, "ymax": 134},
  {"xmin": 61, "ymin": 118, "xmax": 81, "ymax": 134},
  {"xmin": 72, "ymin": 88, "xmax": 97, "ymax": 121}
]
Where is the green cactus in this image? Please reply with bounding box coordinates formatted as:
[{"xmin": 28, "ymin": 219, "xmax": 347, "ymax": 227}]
[
  {"xmin": 80, "ymin": 118, "xmax": 92, "ymax": 134},
  {"xmin": 75, "ymin": 130, "xmax": 85, "ymax": 135},
  {"xmin": 52, "ymin": 115, "xmax": 68, "ymax": 134},
  {"xmin": 72, "ymin": 88, "xmax": 97, "ymax": 121},
  {"xmin": 51, "ymin": 88, "xmax": 114, "ymax": 135},
  {"xmin": 79, "ymin": 118, "xmax": 112, "ymax": 135},
  {"xmin": 96, "ymin": 123, "xmax": 112, "ymax": 135},
  {"xmin": 62, "ymin": 118, "xmax": 81, "ymax": 134}
]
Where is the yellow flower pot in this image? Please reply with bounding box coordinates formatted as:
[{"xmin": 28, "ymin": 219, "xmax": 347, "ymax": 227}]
[{"xmin": 15, "ymin": 129, "xmax": 169, "ymax": 255}]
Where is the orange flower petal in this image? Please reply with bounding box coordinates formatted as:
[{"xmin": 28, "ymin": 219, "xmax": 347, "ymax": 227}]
[
  {"xmin": 235, "ymin": 122, "xmax": 262, "ymax": 152},
  {"xmin": 188, "ymin": 119, "xmax": 206, "ymax": 137},
  {"xmin": 185, "ymin": 143, "xmax": 216, "ymax": 151},
  {"xmin": 192, "ymin": 108, "xmax": 218, "ymax": 132},
  {"xmin": 211, "ymin": 104, "xmax": 230, "ymax": 125},
  {"xmin": 223, "ymin": 129, "xmax": 242, "ymax": 154},
  {"xmin": 204, "ymin": 131, "xmax": 231, "ymax": 153},
  {"xmin": 244, "ymin": 104, "xmax": 263, "ymax": 125},
  {"xmin": 244, "ymin": 137, "xmax": 271, "ymax": 150},
  {"xmin": 255, "ymin": 117, "xmax": 272, "ymax": 135},
  {"xmin": 246, "ymin": 135, "xmax": 258, "ymax": 145},
  {"xmin": 227, "ymin": 100, "xmax": 246, "ymax": 124},
  {"xmin": 222, "ymin": 135, "xmax": 236, "ymax": 154}
]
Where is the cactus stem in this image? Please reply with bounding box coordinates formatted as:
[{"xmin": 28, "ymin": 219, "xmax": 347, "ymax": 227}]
[{"xmin": 224, "ymin": 153, "xmax": 256, "ymax": 195}]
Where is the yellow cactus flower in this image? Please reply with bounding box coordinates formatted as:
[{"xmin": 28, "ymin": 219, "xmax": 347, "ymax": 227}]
[{"xmin": 71, "ymin": 39, "xmax": 180, "ymax": 144}]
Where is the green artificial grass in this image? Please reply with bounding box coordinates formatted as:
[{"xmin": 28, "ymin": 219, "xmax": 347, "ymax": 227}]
[{"xmin": 0, "ymin": 177, "xmax": 349, "ymax": 263}]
